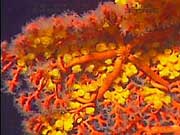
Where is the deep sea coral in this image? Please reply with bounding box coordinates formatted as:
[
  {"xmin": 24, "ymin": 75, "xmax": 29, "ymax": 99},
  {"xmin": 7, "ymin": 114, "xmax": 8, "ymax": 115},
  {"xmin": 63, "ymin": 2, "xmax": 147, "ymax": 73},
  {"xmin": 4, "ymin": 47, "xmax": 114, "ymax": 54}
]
[{"xmin": 1, "ymin": 0, "xmax": 180, "ymax": 135}]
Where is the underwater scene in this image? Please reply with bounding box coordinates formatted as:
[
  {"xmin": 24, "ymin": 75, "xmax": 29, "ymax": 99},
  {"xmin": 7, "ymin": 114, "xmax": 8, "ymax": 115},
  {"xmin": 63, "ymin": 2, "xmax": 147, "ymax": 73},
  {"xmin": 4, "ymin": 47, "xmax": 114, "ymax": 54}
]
[{"xmin": 1, "ymin": 0, "xmax": 180, "ymax": 135}]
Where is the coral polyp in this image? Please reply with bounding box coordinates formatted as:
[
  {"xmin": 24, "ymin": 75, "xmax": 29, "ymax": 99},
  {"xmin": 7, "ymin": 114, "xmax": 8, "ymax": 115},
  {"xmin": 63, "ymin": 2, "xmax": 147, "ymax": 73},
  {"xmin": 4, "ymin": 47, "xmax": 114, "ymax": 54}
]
[{"xmin": 1, "ymin": 0, "xmax": 180, "ymax": 134}]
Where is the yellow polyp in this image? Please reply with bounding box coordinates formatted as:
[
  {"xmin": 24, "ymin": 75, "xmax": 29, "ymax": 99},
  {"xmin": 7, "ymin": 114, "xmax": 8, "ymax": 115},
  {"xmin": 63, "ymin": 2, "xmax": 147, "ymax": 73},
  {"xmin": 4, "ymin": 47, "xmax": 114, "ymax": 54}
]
[
  {"xmin": 113, "ymin": 85, "xmax": 123, "ymax": 92},
  {"xmin": 71, "ymin": 91, "xmax": 79, "ymax": 98},
  {"xmin": 83, "ymin": 92, "xmax": 91, "ymax": 99},
  {"xmin": 44, "ymin": 51, "xmax": 51, "ymax": 59},
  {"xmin": 42, "ymin": 126, "xmax": 52, "ymax": 135},
  {"xmin": 162, "ymin": 95, "xmax": 171, "ymax": 105},
  {"xmin": 96, "ymin": 42, "xmax": 108, "ymax": 52},
  {"xmin": 121, "ymin": 73, "xmax": 129, "ymax": 84},
  {"xmin": 159, "ymin": 56, "xmax": 168, "ymax": 65},
  {"xmin": 40, "ymin": 36, "xmax": 53, "ymax": 46},
  {"xmin": 121, "ymin": 90, "xmax": 130, "ymax": 98},
  {"xmin": 85, "ymin": 107, "xmax": 95, "ymax": 115},
  {"xmin": 103, "ymin": 22, "xmax": 109, "ymax": 28},
  {"xmin": 105, "ymin": 59, "xmax": 112, "ymax": 65},
  {"xmin": 97, "ymin": 73, "xmax": 107, "ymax": 86},
  {"xmin": 77, "ymin": 118, "xmax": 83, "ymax": 123},
  {"xmin": 26, "ymin": 53, "xmax": 35, "ymax": 60},
  {"xmin": 88, "ymin": 83, "xmax": 98, "ymax": 92},
  {"xmin": 63, "ymin": 53, "xmax": 72, "ymax": 63},
  {"xmin": 77, "ymin": 89, "xmax": 85, "ymax": 97},
  {"xmin": 153, "ymin": 97, "xmax": 163, "ymax": 109},
  {"xmin": 174, "ymin": 62, "xmax": 180, "ymax": 71},
  {"xmin": 55, "ymin": 119, "xmax": 64, "ymax": 129},
  {"xmin": 169, "ymin": 54, "xmax": 178, "ymax": 63},
  {"xmin": 159, "ymin": 68, "xmax": 170, "ymax": 77},
  {"xmin": 55, "ymin": 131, "xmax": 64, "ymax": 135},
  {"xmin": 142, "ymin": 87, "xmax": 171, "ymax": 109},
  {"xmin": 73, "ymin": 84, "xmax": 81, "ymax": 90},
  {"xmin": 104, "ymin": 90, "xmax": 112, "ymax": 99},
  {"xmin": 72, "ymin": 65, "xmax": 82, "ymax": 73},
  {"xmin": 142, "ymin": 87, "xmax": 164, "ymax": 96},
  {"xmin": 107, "ymin": 66, "xmax": 114, "ymax": 73},
  {"xmin": 124, "ymin": 63, "xmax": 138, "ymax": 77},
  {"xmin": 86, "ymin": 64, "xmax": 95, "ymax": 73},
  {"xmin": 169, "ymin": 71, "xmax": 179, "ymax": 79},
  {"xmin": 49, "ymin": 68, "xmax": 61, "ymax": 79},
  {"xmin": 63, "ymin": 119, "xmax": 73, "ymax": 131},
  {"xmin": 117, "ymin": 96, "xmax": 126, "ymax": 105},
  {"xmin": 69, "ymin": 101, "xmax": 81, "ymax": 109},
  {"xmin": 47, "ymin": 79, "xmax": 56, "ymax": 90},
  {"xmin": 157, "ymin": 64, "xmax": 164, "ymax": 70},
  {"xmin": 17, "ymin": 59, "xmax": 25, "ymax": 66},
  {"xmin": 115, "ymin": 0, "xmax": 127, "ymax": 5},
  {"xmin": 108, "ymin": 43, "xmax": 116, "ymax": 50}
]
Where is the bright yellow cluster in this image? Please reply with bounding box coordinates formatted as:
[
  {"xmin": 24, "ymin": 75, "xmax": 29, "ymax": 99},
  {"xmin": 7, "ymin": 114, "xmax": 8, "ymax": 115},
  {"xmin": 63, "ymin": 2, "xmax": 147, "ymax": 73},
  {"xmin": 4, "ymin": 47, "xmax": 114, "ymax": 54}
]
[
  {"xmin": 121, "ymin": 62, "xmax": 138, "ymax": 84},
  {"xmin": 46, "ymin": 69, "xmax": 61, "ymax": 91},
  {"xmin": 104, "ymin": 85, "xmax": 130, "ymax": 105},
  {"xmin": 71, "ymin": 81, "xmax": 99, "ymax": 99},
  {"xmin": 141, "ymin": 86, "xmax": 171, "ymax": 109},
  {"xmin": 42, "ymin": 113, "xmax": 74, "ymax": 135},
  {"xmin": 115, "ymin": 0, "xmax": 127, "ymax": 5},
  {"xmin": 157, "ymin": 49, "xmax": 180, "ymax": 79}
]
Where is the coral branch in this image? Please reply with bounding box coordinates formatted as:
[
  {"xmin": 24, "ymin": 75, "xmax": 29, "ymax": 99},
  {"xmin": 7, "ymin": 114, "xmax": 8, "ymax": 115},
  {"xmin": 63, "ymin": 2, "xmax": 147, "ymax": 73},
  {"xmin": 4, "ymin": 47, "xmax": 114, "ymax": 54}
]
[
  {"xmin": 128, "ymin": 55, "xmax": 170, "ymax": 89},
  {"xmin": 97, "ymin": 57, "xmax": 123, "ymax": 99},
  {"xmin": 65, "ymin": 50, "xmax": 117, "ymax": 68}
]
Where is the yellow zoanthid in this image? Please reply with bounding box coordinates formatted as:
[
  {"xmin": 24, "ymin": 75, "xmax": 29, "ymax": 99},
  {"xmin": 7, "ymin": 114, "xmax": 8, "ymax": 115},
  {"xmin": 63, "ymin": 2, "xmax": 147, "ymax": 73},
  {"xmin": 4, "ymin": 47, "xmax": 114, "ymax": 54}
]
[
  {"xmin": 157, "ymin": 50, "xmax": 180, "ymax": 79},
  {"xmin": 107, "ymin": 66, "xmax": 114, "ymax": 73},
  {"xmin": 63, "ymin": 53, "xmax": 72, "ymax": 63},
  {"xmin": 72, "ymin": 65, "xmax": 82, "ymax": 73},
  {"xmin": 115, "ymin": 0, "xmax": 127, "ymax": 5},
  {"xmin": 141, "ymin": 87, "xmax": 171, "ymax": 109},
  {"xmin": 104, "ymin": 86, "xmax": 130, "ymax": 105},
  {"xmin": 49, "ymin": 68, "xmax": 61, "ymax": 79},
  {"xmin": 124, "ymin": 62, "xmax": 138, "ymax": 77},
  {"xmin": 68, "ymin": 101, "xmax": 81, "ymax": 109},
  {"xmin": 86, "ymin": 64, "xmax": 95, "ymax": 73},
  {"xmin": 54, "ymin": 113, "xmax": 74, "ymax": 132},
  {"xmin": 85, "ymin": 107, "xmax": 95, "ymax": 115},
  {"xmin": 47, "ymin": 79, "xmax": 56, "ymax": 91},
  {"xmin": 105, "ymin": 59, "xmax": 113, "ymax": 65}
]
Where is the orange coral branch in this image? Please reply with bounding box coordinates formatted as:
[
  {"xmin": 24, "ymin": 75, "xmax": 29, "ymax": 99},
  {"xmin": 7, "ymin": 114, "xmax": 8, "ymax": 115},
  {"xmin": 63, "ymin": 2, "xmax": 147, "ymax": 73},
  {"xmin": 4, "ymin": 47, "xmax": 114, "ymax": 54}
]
[
  {"xmin": 144, "ymin": 125, "xmax": 180, "ymax": 134},
  {"xmin": 76, "ymin": 93, "xmax": 97, "ymax": 103},
  {"xmin": 128, "ymin": 55, "xmax": 170, "ymax": 89},
  {"xmin": 65, "ymin": 50, "xmax": 117, "ymax": 68},
  {"xmin": 69, "ymin": 103, "xmax": 95, "ymax": 113},
  {"xmin": 97, "ymin": 57, "xmax": 123, "ymax": 99}
]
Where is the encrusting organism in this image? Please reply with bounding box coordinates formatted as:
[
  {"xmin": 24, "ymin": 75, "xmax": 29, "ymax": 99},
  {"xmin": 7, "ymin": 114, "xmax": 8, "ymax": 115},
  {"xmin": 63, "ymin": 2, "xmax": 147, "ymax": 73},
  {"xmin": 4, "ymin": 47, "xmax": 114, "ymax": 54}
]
[{"xmin": 1, "ymin": 0, "xmax": 180, "ymax": 134}]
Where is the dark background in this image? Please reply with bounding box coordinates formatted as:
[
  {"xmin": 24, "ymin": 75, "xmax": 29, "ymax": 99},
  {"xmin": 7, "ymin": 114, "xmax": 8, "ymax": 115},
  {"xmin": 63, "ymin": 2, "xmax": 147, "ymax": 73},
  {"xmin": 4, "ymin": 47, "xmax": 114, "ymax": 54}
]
[{"xmin": 1, "ymin": 0, "xmax": 111, "ymax": 135}]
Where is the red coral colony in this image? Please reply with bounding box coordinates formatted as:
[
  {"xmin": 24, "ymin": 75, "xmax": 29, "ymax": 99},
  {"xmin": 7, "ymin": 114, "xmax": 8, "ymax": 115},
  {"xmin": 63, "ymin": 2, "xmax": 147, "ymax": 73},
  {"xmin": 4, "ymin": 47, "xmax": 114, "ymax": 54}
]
[{"xmin": 1, "ymin": 0, "xmax": 180, "ymax": 134}]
